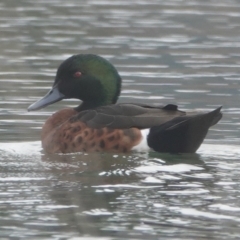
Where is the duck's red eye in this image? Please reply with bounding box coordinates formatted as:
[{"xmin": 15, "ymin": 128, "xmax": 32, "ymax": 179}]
[{"xmin": 74, "ymin": 71, "xmax": 82, "ymax": 78}]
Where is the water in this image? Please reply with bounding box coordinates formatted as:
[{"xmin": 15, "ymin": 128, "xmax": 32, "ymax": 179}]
[{"xmin": 0, "ymin": 0, "xmax": 240, "ymax": 239}]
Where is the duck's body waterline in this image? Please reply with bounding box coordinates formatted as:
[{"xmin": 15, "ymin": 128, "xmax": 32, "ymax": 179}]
[{"xmin": 28, "ymin": 54, "xmax": 222, "ymax": 154}]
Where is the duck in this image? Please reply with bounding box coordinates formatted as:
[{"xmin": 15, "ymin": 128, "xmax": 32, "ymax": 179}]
[{"xmin": 28, "ymin": 54, "xmax": 222, "ymax": 154}]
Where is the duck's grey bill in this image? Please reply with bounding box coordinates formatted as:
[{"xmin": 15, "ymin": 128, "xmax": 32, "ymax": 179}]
[{"xmin": 28, "ymin": 86, "xmax": 65, "ymax": 111}]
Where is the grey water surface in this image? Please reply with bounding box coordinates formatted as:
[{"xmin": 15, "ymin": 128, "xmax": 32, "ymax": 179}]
[{"xmin": 0, "ymin": 0, "xmax": 240, "ymax": 239}]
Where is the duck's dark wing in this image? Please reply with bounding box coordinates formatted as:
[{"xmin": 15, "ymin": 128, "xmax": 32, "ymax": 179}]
[{"xmin": 71, "ymin": 103, "xmax": 186, "ymax": 129}]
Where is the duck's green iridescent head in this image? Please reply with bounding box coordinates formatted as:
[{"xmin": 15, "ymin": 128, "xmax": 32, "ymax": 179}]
[{"xmin": 28, "ymin": 54, "xmax": 122, "ymax": 111}]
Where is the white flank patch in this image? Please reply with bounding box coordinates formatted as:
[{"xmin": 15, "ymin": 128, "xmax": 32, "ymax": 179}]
[{"xmin": 132, "ymin": 129, "xmax": 151, "ymax": 152}]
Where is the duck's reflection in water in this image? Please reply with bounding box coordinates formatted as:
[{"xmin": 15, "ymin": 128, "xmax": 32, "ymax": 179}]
[{"xmin": 40, "ymin": 150, "xmax": 207, "ymax": 235}]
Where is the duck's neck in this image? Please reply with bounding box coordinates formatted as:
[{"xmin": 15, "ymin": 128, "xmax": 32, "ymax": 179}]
[{"xmin": 74, "ymin": 100, "xmax": 112, "ymax": 112}]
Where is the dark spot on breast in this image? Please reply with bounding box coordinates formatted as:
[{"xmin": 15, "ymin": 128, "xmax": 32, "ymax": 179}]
[
  {"xmin": 78, "ymin": 136, "xmax": 83, "ymax": 143},
  {"xmin": 122, "ymin": 147, "xmax": 127, "ymax": 153},
  {"xmin": 84, "ymin": 131, "xmax": 89, "ymax": 136},
  {"xmin": 100, "ymin": 140, "xmax": 105, "ymax": 149},
  {"xmin": 113, "ymin": 144, "xmax": 119, "ymax": 150},
  {"xmin": 108, "ymin": 135, "xmax": 115, "ymax": 142},
  {"xmin": 63, "ymin": 133, "xmax": 66, "ymax": 138},
  {"xmin": 72, "ymin": 143, "xmax": 76, "ymax": 148},
  {"xmin": 72, "ymin": 126, "xmax": 81, "ymax": 133},
  {"xmin": 64, "ymin": 142, "xmax": 67, "ymax": 150},
  {"xmin": 91, "ymin": 142, "xmax": 96, "ymax": 148},
  {"xmin": 97, "ymin": 129, "xmax": 103, "ymax": 137}
]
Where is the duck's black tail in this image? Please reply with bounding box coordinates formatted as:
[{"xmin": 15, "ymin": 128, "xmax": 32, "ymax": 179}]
[{"xmin": 147, "ymin": 107, "xmax": 222, "ymax": 153}]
